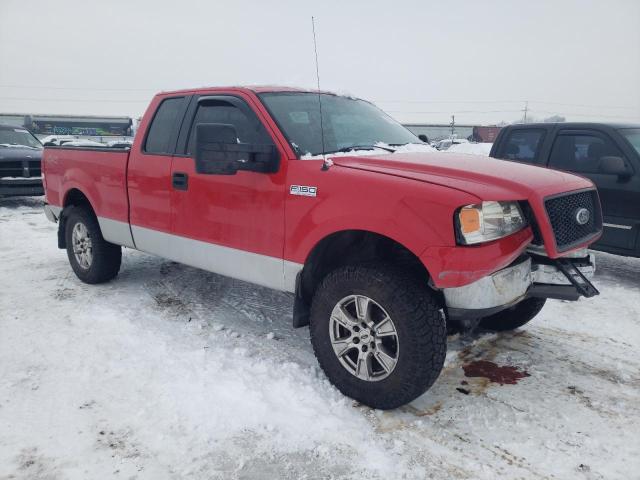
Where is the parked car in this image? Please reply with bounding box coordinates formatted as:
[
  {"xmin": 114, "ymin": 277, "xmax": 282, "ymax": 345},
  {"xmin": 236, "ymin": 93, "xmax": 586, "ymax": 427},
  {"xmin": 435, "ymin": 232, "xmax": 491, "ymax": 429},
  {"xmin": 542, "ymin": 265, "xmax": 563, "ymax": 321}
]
[
  {"xmin": 40, "ymin": 135, "xmax": 79, "ymax": 146},
  {"xmin": 106, "ymin": 139, "xmax": 133, "ymax": 149},
  {"xmin": 490, "ymin": 123, "xmax": 640, "ymax": 258},
  {"xmin": 433, "ymin": 137, "xmax": 468, "ymax": 150},
  {"xmin": 59, "ymin": 139, "xmax": 106, "ymax": 148},
  {"xmin": 43, "ymin": 86, "xmax": 602, "ymax": 409},
  {"xmin": 0, "ymin": 124, "xmax": 44, "ymax": 196}
]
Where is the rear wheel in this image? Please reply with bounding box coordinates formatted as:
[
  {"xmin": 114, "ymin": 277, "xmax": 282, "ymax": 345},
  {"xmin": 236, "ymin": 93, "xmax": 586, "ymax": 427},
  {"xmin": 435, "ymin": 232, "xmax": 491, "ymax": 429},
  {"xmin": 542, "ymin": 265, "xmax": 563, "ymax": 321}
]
[
  {"xmin": 64, "ymin": 206, "xmax": 121, "ymax": 284},
  {"xmin": 309, "ymin": 265, "xmax": 446, "ymax": 409},
  {"xmin": 479, "ymin": 297, "xmax": 547, "ymax": 332}
]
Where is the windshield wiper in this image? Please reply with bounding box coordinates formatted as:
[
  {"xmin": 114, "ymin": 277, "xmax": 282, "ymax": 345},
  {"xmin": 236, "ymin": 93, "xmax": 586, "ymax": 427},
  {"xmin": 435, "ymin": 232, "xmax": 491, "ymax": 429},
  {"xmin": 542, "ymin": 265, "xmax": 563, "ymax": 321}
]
[{"xmin": 324, "ymin": 144, "xmax": 396, "ymax": 155}]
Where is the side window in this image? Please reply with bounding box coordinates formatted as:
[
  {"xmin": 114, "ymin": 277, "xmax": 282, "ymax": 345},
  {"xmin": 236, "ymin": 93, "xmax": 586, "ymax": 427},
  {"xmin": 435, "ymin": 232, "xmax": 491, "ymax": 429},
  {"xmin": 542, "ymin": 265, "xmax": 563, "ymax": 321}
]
[
  {"xmin": 549, "ymin": 133, "xmax": 624, "ymax": 174},
  {"xmin": 501, "ymin": 129, "xmax": 546, "ymax": 164},
  {"xmin": 144, "ymin": 97, "xmax": 185, "ymax": 154},
  {"xmin": 186, "ymin": 99, "xmax": 273, "ymax": 155}
]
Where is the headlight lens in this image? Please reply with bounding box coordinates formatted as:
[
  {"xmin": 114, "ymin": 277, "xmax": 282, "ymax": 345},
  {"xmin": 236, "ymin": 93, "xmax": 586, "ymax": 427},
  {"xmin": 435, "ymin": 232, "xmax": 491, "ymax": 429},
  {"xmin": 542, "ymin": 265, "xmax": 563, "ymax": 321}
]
[{"xmin": 456, "ymin": 201, "xmax": 527, "ymax": 245}]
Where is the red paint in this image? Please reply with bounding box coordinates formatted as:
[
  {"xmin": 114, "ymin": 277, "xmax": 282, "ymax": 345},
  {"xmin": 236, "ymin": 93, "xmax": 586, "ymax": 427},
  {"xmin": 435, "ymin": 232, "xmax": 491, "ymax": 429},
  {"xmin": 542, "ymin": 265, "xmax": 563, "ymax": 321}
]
[
  {"xmin": 43, "ymin": 86, "xmax": 602, "ymax": 289},
  {"xmin": 463, "ymin": 360, "xmax": 530, "ymax": 385}
]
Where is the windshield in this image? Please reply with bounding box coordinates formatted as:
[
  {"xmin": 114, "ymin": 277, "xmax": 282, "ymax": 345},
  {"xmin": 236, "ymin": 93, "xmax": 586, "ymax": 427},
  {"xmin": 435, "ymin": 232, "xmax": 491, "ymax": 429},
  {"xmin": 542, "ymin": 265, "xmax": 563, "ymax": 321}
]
[
  {"xmin": 619, "ymin": 128, "xmax": 640, "ymax": 156},
  {"xmin": 259, "ymin": 93, "xmax": 419, "ymax": 157},
  {"xmin": 0, "ymin": 127, "xmax": 42, "ymax": 148}
]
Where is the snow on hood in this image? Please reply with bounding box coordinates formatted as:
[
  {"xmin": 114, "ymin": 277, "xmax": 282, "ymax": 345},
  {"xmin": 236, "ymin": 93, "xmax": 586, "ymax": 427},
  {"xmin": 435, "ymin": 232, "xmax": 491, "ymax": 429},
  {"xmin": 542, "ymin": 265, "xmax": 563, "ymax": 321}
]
[{"xmin": 300, "ymin": 142, "xmax": 435, "ymax": 160}]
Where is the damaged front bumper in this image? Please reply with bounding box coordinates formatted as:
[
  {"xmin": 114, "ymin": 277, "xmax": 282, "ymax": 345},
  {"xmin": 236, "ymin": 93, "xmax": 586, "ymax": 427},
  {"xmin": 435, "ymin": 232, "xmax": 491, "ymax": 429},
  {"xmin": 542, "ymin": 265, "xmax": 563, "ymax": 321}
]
[{"xmin": 444, "ymin": 250, "xmax": 597, "ymax": 319}]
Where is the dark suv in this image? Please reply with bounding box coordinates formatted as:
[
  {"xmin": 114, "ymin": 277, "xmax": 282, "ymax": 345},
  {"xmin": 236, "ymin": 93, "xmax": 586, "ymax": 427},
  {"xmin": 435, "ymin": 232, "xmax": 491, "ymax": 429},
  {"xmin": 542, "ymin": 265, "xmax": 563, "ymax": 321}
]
[
  {"xmin": 490, "ymin": 123, "xmax": 640, "ymax": 257},
  {"xmin": 0, "ymin": 124, "xmax": 44, "ymax": 196}
]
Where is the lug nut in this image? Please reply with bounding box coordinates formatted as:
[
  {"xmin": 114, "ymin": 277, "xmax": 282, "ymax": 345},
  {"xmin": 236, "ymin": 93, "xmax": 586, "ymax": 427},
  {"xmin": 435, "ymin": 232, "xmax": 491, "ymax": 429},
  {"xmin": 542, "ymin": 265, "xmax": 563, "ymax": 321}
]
[
  {"xmin": 362, "ymin": 345, "xmax": 368, "ymax": 352},
  {"xmin": 353, "ymin": 337, "xmax": 360, "ymax": 344}
]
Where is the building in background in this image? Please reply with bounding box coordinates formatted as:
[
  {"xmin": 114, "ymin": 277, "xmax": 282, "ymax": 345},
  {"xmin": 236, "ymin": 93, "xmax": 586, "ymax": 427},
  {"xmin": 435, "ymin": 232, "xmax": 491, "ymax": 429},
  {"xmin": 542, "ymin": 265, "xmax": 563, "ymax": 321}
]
[
  {"xmin": 0, "ymin": 113, "xmax": 133, "ymax": 140},
  {"xmin": 403, "ymin": 123, "xmax": 502, "ymax": 143},
  {"xmin": 403, "ymin": 124, "xmax": 473, "ymax": 142},
  {"xmin": 471, "ymin": 126, "xmax": 502, "ymax": 143}
]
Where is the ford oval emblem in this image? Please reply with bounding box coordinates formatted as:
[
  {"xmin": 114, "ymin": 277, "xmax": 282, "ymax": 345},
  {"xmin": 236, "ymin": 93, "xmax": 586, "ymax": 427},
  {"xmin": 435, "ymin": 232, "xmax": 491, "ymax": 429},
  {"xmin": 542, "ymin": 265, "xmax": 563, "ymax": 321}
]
[{"xmin": 575, "ymin": 208, "xmax": 590, "ymax": 225}]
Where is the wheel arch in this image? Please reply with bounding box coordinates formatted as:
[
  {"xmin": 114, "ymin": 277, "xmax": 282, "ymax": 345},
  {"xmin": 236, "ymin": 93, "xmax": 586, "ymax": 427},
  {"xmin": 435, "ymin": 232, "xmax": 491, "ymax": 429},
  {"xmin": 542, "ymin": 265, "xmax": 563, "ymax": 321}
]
[
  {"xmin": 292, "ymin": 229, "xmax": 435, "ymax": 327},
  {"xmin": 58, "ymin": 188, "xmax": 97, "ymax": 249}
]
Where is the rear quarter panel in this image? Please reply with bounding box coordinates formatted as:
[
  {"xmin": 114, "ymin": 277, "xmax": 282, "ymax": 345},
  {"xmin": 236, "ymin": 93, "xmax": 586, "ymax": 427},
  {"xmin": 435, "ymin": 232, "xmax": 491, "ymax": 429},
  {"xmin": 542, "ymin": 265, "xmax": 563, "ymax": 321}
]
[{"xmin": 43, "ymin": 147, "xmax": 130, "ymax": 223}]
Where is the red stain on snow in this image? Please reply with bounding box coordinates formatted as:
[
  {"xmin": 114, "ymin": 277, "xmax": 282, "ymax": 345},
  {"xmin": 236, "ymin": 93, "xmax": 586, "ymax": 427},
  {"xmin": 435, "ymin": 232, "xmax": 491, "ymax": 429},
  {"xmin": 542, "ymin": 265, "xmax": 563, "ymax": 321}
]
[{"xmin": 462, "ymin": 360, "xmax": 530, "ymax": 385}]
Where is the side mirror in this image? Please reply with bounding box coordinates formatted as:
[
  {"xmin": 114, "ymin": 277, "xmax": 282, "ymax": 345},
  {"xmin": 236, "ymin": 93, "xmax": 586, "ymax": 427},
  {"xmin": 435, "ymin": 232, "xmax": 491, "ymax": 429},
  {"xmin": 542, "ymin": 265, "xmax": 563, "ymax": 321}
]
[
  {"xmin": 418, "ymin": 134, "xmax": 429, "ymax": 143},
  {"xmin": 599, "ymin": 156, "xmax": 633, "ymax": 178},
  {"xmin": 194, "ymin": 123, "xmax": 280, "ymax": 175},
  {"xmin": 43, "ymin": 141, "xmax": 56, "ymax": 147}
]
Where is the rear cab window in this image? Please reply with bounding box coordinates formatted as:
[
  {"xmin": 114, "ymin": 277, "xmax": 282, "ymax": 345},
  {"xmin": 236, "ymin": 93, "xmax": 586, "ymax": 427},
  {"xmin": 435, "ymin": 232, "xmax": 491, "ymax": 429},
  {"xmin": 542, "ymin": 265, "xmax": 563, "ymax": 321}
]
[
  {"xmin": 144, "ymin": 96, "xmax": 187, "ymax": 154},
  {"xmin": 499, "ymin": 128, "xmax": 547, "ymax": 165}
]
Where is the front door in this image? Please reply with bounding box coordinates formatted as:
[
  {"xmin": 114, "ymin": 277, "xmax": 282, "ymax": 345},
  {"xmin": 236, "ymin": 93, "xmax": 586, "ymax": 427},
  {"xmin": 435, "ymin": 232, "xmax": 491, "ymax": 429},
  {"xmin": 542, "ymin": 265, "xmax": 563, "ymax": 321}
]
[{"xmin": 169, "ymin": 93, "xmax": 289, "ymax": 290}]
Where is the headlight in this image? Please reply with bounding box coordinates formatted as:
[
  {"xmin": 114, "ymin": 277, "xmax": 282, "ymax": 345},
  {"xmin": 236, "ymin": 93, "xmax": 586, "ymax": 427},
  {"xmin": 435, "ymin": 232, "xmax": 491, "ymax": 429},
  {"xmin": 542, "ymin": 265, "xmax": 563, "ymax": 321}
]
[{"xmin": 456, "ymin": 201, "xmax": 527, "ymax": 245}]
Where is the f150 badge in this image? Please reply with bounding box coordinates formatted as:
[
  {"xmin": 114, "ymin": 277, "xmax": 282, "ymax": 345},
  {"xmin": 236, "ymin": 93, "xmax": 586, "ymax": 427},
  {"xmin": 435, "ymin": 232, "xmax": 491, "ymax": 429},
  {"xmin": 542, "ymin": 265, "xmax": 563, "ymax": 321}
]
[{"xmin": 290, "ymin": 185, "xmax": 317, "ymax": 197}]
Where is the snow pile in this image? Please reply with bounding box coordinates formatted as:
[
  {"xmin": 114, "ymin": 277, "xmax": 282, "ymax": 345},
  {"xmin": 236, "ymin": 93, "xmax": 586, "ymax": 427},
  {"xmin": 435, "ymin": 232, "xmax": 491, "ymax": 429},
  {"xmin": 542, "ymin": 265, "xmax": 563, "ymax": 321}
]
[
  {"xmin": 445, "ymin": 142, "xmax": 493, "ymax": 156},
  {"xmin": 1, "ymin": 196, "xmax": 640, "ymax": 479},
  {"xmin": 301, "ymin": 142, "xmax": 435, "ymax": 160}
]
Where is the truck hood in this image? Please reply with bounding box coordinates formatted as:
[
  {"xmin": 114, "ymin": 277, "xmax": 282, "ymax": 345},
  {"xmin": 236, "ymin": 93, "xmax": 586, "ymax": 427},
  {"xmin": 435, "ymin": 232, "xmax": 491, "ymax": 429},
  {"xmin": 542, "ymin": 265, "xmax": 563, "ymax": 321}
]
[
  {"xmin": 0, "ymin": 146, "xmax": 43, "ymax": 162},
  {"xmin": 332, "ymin": 151, "xmax": 593, "ymax": 201}
]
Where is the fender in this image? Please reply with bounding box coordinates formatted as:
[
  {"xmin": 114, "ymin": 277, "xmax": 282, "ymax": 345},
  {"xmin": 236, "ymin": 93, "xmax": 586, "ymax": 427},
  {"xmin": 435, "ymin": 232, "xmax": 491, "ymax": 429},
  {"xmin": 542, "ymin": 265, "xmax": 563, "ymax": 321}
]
[{"xmin": 284, "ymin": 159, "xmax": 482, "ymax": 277}]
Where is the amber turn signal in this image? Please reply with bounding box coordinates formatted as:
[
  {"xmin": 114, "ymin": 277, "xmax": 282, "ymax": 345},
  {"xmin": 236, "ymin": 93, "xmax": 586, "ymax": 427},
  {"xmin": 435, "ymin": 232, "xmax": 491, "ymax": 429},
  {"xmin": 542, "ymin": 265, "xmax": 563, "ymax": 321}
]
[{"xmin": 459, "ymin": 207, "xmax": 481, "ymax": 234}]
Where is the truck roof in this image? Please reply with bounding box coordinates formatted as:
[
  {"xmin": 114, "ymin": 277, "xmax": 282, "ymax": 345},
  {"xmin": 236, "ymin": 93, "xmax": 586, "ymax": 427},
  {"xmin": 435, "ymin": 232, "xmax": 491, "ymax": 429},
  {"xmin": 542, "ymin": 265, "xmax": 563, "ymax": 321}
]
[
  {"xmin": 505, "ymin": 122, "xmax": 640, "ymax": 129},
  {"xmin": 157, "ymin": 85, "xmax": 342, "ymax": 96}
]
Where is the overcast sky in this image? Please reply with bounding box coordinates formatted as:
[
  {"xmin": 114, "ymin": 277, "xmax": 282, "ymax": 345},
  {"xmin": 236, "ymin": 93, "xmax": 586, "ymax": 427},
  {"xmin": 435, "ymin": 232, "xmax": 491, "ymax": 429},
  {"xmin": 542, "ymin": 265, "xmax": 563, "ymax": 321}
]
[{"xmin": 1, "ymin": 0, "xmax": 639, "ymax": 125}]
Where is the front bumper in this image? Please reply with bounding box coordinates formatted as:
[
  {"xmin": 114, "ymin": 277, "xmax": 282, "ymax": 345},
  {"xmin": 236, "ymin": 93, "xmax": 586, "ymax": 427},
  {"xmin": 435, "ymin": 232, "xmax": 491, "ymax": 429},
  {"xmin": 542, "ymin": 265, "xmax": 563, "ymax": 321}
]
[
  {"xmin": 0, "ymin": 177, "xmax": 44, "ymax": 196},
  {"xmin": 444, "ymin": 251, "xmax": 597, "ymax": 319}
]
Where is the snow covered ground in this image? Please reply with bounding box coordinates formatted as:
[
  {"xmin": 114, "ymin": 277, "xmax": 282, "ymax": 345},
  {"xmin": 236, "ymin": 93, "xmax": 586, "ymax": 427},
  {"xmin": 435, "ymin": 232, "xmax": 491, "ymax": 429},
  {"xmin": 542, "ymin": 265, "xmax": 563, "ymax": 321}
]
[
  {"xmin": 444, "ymin": 142, "xmax": 493, "ymax": 156},
  {"xmin": 1, "ymin": 196, "xmax": 639, "ymax": 480}
]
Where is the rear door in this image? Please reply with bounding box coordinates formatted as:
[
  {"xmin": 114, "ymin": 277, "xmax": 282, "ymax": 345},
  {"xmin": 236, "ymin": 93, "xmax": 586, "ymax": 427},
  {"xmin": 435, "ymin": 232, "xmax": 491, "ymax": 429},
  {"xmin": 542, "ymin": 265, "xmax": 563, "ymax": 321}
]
[
  {"xmin": 168, "ymin": 92, "xmax": 289, "ymax": 290},
  {"xmin": 127, "ymin": 95, "xmax": 190, "ymax": 254},
  {"xmin": 547, "ymin": 128, "xmax": 639, "ymax": 253}
]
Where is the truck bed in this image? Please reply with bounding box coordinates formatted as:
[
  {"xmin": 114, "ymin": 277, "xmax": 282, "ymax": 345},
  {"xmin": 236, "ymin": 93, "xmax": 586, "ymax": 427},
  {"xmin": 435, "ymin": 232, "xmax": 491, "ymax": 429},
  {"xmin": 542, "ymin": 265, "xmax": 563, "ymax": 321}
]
[{"xmin": 43, "ymin": 146, "xmax": 131, "ymax": 228}]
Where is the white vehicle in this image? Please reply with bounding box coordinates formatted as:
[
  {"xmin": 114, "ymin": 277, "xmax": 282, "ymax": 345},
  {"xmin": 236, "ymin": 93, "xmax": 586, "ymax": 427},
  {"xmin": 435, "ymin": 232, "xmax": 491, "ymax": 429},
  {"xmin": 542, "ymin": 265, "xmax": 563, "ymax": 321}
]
[
  {"xmin": 58, "ymin": 139, "xmax": 106, "ymax": 147},
  {"xmin": 40, "ymin": 135, "xmax": 79, "ymax": 146},
  {"xmin": 433, "ymin": 137, "xmax": 469, "ymax": 151},
  {"xmin": 106, "ymin": 139, "xmax": 133, "ymax": 148},
  {"xmin": 446, "ymin": 142, "xmax": 493, "ymax": 156}
]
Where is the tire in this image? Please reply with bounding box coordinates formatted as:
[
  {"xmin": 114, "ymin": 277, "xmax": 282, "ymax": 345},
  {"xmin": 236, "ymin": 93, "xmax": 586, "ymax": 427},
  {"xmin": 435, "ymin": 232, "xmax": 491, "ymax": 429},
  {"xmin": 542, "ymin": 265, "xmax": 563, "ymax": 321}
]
[
  {"xmin": 64, "ymin": 205, "xmax": 121, "ymax": 284},
  {"xmin": 479, "ymin": 297, "xmax": 547, "ymax": 332},
  {"xmin": 309, "ymin": 265, "xmax": 447, "ymax": 410}
]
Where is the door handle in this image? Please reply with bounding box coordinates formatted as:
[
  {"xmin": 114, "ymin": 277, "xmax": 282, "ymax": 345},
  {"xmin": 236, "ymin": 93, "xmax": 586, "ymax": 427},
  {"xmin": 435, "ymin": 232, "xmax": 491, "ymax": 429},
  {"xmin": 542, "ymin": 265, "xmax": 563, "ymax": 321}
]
[{"xmin": 172, "ymin": 172, "xmax": 188, "ymax": 191}]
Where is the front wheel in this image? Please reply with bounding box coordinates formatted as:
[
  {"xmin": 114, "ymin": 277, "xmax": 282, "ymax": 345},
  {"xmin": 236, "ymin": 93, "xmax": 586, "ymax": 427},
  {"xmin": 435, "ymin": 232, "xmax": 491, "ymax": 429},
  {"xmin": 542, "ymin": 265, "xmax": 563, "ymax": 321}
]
[
  {"xmin": 479, "ymin": 297, "xmax": 547, "ymax": 332},
  {"xmin": 64, "ymin": 205, "xmax": 122, "ymax": 284},
  {"xmin": 309, "ymin": 265, "xmax": 447, "ymax": 409}
]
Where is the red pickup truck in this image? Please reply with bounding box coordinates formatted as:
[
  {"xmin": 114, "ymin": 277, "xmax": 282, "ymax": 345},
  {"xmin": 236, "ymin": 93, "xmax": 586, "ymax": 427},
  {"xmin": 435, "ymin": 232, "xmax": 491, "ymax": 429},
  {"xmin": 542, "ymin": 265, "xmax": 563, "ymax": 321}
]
[{"xmin": 42, "ymin": 86, "xmax": 602, "ymax": 409}]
